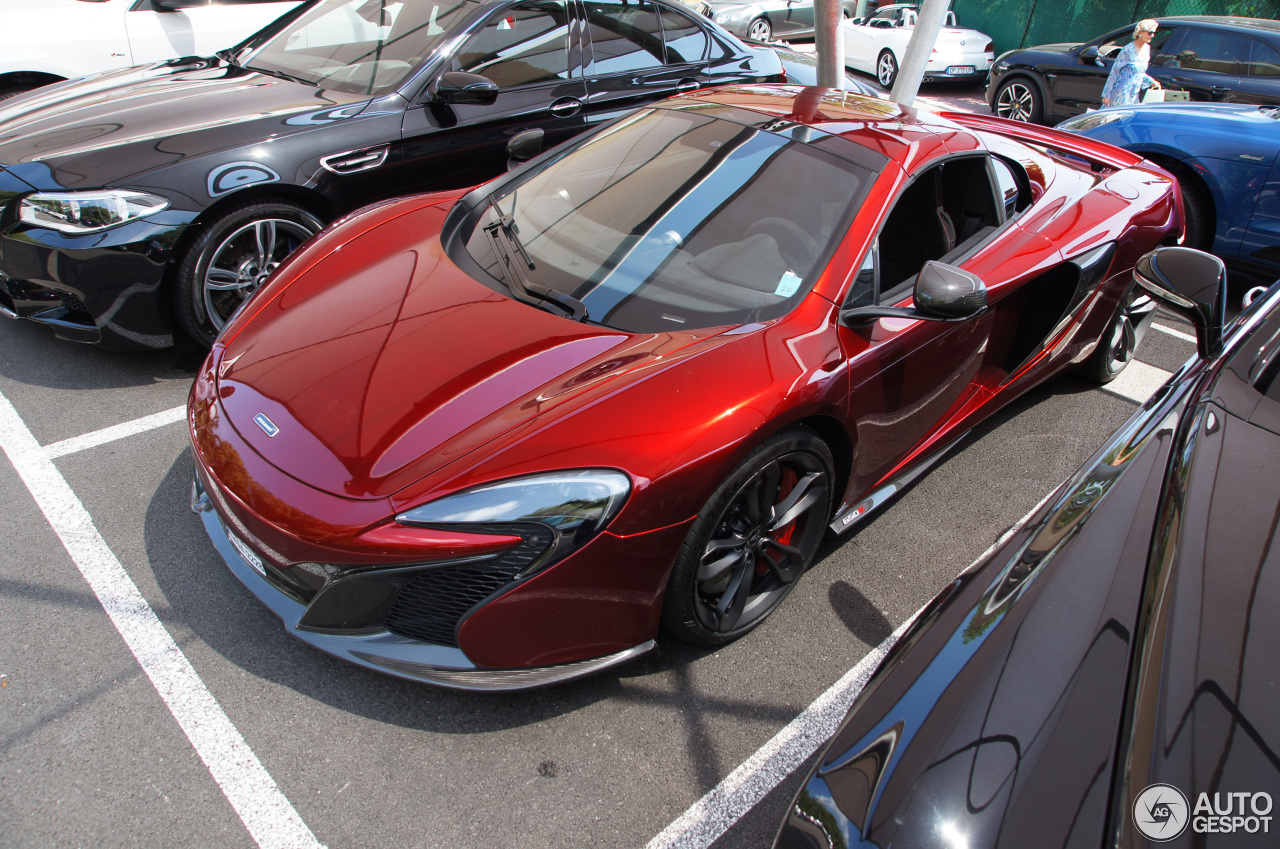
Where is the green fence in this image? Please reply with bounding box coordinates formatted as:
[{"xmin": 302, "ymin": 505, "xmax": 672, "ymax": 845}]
[{"xmin": 954, "ymin": 0, "xmax": 1280, "ymax": 57}]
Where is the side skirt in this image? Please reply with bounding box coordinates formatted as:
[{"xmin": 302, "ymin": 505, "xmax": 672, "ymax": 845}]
[{"xmin": 828, "ymin": 431, "xmax": 970, "ymax": 535}]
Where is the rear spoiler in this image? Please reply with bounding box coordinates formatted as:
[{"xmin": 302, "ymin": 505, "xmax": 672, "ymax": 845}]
[{"xmin": 937, "ymin": 111, "xmax": 1146, "ymax": 171}]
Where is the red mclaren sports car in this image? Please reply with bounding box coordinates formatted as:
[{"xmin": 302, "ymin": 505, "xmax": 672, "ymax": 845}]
[{"xmin": 188, "ymin": 86, "xmax": 1182, "ymax": 690}]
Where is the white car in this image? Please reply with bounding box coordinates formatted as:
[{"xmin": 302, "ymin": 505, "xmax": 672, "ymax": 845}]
[
  {"xmin": 842, "ymin": 3, "xmax": 993, "ymax": 89},
  {"xmin": 0, "ymin": 0, "xmax": 302, "ymax": 99}
]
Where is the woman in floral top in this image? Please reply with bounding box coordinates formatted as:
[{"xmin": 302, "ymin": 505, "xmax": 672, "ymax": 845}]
[{"xmin": 1101, "ymin": 20, "xmax": 1162, "ymax": 107}]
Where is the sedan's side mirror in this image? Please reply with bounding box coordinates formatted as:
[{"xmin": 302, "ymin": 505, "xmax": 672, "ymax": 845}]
[
  {"xmin": 840, "ymin": 262, "xmax": 987, "ymax": 325},
  {"xmin": 507, "ymin": 128, "xmax": 544, "ymax": 170},
  {"xmin": 1133, "ymin": 247, "xmax": 1226, "ymax": 359},
  {"xmin": 434, "ymin": 72, "xmax": 499, "ymax": 106},
  {"xmin": 1080, "ymin": 45, "xmax": 1103, "ymax": 66}
]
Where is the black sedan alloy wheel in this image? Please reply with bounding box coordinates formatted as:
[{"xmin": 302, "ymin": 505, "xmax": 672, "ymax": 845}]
[
  {"xmin": 176, "ymin": 200, "xmax": 324, "ymax": 347},
  {"xmin": 663, "ymin": 428, "xmax": 833, "ymax": 645},
  {"xmin": 994, "ymin": 78, "xmax": 1042, "ymax": 123}
]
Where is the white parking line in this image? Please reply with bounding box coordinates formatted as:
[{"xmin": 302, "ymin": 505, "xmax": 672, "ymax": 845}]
[
  {"xmin": 1102, "ymin": 360, "xmax": 1174, "ymax": 404},
  {"xmin": 0, "ymin": 392, "xmax": 324, "ymax": 849},
  {"xmin": 43, "ymin": 405, "xmax": 187, "ymax": 459},
  {"xmin": 1152, "ymin": 322, "xmax": 1196, "ymax": 344},
  {"xmin": 646, "ymin": 491, "xmax": 1053, "ymax": 849}
]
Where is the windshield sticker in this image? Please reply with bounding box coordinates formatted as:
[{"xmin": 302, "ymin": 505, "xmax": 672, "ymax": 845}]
[{"xmin": 776, "ymin": 271, "xmax": 802, "ymax": 297}]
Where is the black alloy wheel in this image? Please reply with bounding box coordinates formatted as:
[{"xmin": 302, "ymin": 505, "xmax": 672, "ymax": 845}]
[
  {"xmin": 877, "ymin": 50, "xmax": 898, "ymax": 89},
  {"xmin": 1085, "ymin": 288, "xmax": 1156, "ymax": 383},
  {"xmin": 662, "ymin": 428, "xmax": 833, "ymax": 645},
  {"xmin": 994, "ymin": 77, "xmax": 1042, "ymax": 123},
  {"xmin": 748, "ymin": 16, "xmax": 772, "ymax": 41},
  {"xmin": 175, "ymin": 199, "xmax": 323, "ymax": 348}
]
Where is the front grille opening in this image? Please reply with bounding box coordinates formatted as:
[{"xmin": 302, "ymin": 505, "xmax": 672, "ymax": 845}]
[{"xmin": 383, "ymin": 524, "xmax": 552, "ymax": 647}]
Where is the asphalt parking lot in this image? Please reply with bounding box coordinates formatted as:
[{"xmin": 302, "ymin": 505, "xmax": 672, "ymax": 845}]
[{"xmin": 0, "ymin": 61, "xmax": 1209, "ymax": 848}]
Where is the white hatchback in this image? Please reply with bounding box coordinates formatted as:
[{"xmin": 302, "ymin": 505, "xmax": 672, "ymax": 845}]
[
  {"xmin": 0, "ymin": 0, "xmax": 302, "ymax": 98},
  {"xmin": 842, "ymin": 3, "xmax": 993, "ymax": 90}
]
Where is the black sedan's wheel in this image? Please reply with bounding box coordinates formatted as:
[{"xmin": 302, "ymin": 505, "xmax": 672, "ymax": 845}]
[
  {"xmin": 662, "ymin": 428, "xmax": 833, "ymax": 645},
  {"xmin": 175, "ymin": 200, "xmax": 323, "ymax": 347},
  {"xmin": 748, "ymin": 16, "xmax": 772, "ymax": 41},
  {"xmin": 994, "ymin": 77, "xmax": 1042, "ymax": 123},
  {"xmin": 1085, "ymin": 288, "xmax": 1156, "ymax": 383},
  {"xmin": 877, "ymin": 50, "xmax": 898, "ymax": 89}
]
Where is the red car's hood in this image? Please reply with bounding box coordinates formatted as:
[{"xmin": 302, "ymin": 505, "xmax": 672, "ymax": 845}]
[{"xmin": 215, "ymin": 203, "xmax": 692, "ymax": 500}]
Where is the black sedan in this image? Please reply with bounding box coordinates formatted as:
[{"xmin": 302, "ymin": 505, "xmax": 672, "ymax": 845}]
[
  {"xmin": 988, "ymin": 15, "xmax": 1280, "ymax": 124},
  {"xmin": 0, "ymin": 0, "xmax": 784, "ymax": 349},
  {"xmin": 776, "ymin": 248, "xmax": 1280, "ymax": 847}
]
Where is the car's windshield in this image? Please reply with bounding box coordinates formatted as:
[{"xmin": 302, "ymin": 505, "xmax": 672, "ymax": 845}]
[
  {"xmin": 463, "ymin": 107, "xmax": 872, "ymax": 332},
  {"xmin": 243, "ymin": 0, "xmax": 483, "ymax": 95}
]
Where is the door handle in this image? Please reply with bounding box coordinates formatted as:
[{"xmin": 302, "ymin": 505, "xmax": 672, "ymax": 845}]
[
  {"xmin": 549, "ymin": 97, "xmax": 583, "ymax": 117},
  {"xmin": 676, "ymin": 80, "xmax": 701, "ymax": 92}
]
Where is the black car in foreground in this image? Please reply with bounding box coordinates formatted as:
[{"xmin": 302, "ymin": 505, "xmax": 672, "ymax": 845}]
[
  {"xmin": 988, "ymin": 16, "xmax": 1280, "ymax": 124},
  {"xmin": 0, "ymin": 0, "xmax": 784, "ymax": 349},
  {"xmin": 776, "ymin": 247, "xmax": 1280, "ymax": 848}
]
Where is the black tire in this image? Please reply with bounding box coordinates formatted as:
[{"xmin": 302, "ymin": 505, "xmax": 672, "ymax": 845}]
[
  {"xmin": 1084, "ymin": 286, "xmax": 1156, "ymax": 383},
  {"xmin": 1180, "ymin": 179, "xmax": 1212, "ymax": 251},
  {"xmin": 993, "ymin": 77, "xmax": 1042, "ymax": 124},
  {"xmin": 876, "ymin": 50, "xmax": 898, "ymax": 89},
  {"xmin": 661, "ymin": 428, "xmax": 834, "ymax": 646},
  {"xmin": 174, "ymin": 199, "xmax": 323, "ymax": 348},
  {"xmin": 0, "ymin": 85, "xmax": 33, "ymax": 102},
  {"xmin": 747, "ymin": 16, "xmax": 772, "ymax": 42}
]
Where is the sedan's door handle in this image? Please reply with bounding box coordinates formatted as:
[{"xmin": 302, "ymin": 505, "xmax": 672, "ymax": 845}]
[
  {"xmin": 676, "ymin": 79, "xmax": 701, "ymax": 92},
  {"xmin": 549, "ymin": 97, "xmax": 583, "ymax": 117}
]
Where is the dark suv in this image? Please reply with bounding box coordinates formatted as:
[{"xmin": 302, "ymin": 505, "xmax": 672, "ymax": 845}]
[{"xmin": 986, "ymin": 16, "xmax": 1280, "ymax": 124}]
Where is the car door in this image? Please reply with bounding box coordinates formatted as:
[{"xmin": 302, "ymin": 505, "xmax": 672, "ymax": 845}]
[
  {"xmin": 778, "ymin": 0, "xmax": 815, "ymax": 37},
  {"xmin": 578, "ymin": 0, "xmax": 710, "ymax": 126},
  {"xmin": 124, "ymin": 0, "xmax": 302, "ymax": 65},
  {"xmin": 1151, "ymin": 26, "xmax": 1247, "ymax": 103},
  {"xmin": 397, "ymin": 0, "xmax": 589, "ymax": 195},
  {"xmin": 1230, "ymin": 35, "xmax": 1280, "ymax": 106}
]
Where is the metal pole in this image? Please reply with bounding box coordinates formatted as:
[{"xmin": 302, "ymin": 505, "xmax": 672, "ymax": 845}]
[
  {"xmin": 889, "ymin": 0, "xmax": 950, "ymax": 107},
  {"xmin": 814, "ymin": 0, "xmax": 845, "ymax": 89}
]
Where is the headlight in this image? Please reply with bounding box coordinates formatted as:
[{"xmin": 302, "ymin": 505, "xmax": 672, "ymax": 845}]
[
  {"xmin": 714, "ymin": 7, "xmax": 749, "ymax": 23},
  {"xmin": 396, "ymin": 470, "xmax": 631, "ymax": 576},
  {"xmin": 19, "ymin": 189, "xmax": 169, "ymax": 234}
]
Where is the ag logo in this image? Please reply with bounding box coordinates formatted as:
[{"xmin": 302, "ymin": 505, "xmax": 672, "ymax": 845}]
[{"xmin": 1134, "ymin": 783, "xmax": 1190, "ymax": 841}]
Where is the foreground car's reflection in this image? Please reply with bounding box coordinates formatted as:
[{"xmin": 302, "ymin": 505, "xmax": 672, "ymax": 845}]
[
  {"xmin": 188, "ymin": 85, "xmax": 1181, "ymax": 690},
  {"xmin": 777, "ymin": 248, "xmax": 1280, "ymax": 848}
]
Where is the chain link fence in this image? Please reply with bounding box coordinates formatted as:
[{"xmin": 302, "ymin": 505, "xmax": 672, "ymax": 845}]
[{"xmin": 954, "ymin": 0, "xmax": 1280, "ymax": 57}]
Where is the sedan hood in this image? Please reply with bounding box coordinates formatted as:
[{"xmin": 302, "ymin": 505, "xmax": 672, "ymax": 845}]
[
  {"xmin": 214, "ymin": 199, "xmax": 710, "ymax": 500},
  {"xmin": 0, "ymin": 62, "xmax": 374, "ymax": 189}
]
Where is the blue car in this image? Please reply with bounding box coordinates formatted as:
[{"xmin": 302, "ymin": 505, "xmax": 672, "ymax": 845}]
[{"xmin": 1059, "ymin": 103, "xmax": 1280, "ymax": 285}]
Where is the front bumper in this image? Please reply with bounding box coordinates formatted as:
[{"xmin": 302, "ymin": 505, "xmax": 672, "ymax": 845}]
[
  {"xmin": 191, "ymin": 474, "xmax": 655, "ymax": 691},
  {"xmin": 0, "ymin": 211, "xmax": 194, "ymax": 349}
]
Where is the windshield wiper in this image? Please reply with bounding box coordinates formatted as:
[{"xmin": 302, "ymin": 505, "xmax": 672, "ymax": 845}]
[
  {"xmin": 244, "ymin": 65, "xmax": 311, "ymax": 85},
  {"xmin": 483, "ymin": 194, "xmax": 588, "ymax": 322}
]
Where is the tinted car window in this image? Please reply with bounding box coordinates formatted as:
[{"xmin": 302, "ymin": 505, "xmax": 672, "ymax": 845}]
[
  {"xmin": 245, "ymin": 0, "xmax": 482, "ymax": 95},
  {"xmin": 584, "ymin": 0, "xmax": 666, "ymax": 74},
  {"xmin": 1098, "ymin": 26, "xmax": 1177, "ymax": 62},
  {"xmin": 465, "ymin": 108, "xmax": 871, "ymax": 332},
  {"xmin": 1171, "ymin": 28, "xmax": 1248, "ymax": 74},
  {"xmin": 452, "ymin": 2, "xmax": 572, "ymax": 87},
  {"xmin": 1246, "ymin": 38, "xmax": 1280, "ymax": 77},
  {"xmin": 660, "ymin": 9, "xmax": 709, "ymax": 64}
]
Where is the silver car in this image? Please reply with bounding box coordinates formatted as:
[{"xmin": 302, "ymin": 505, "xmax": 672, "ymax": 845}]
[{"xmin": 706, "ymin": 0, "xmax": 865, "ymax": 42}]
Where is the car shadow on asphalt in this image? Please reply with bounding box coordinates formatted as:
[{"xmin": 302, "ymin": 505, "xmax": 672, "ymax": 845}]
[{"xmin": 0, "ymin": 318, "xmax": 206, "ymax": 390}]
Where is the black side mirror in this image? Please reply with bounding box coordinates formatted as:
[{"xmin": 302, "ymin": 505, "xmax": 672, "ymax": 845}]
[
  {"xmin": 841, "ymin": 261, "xmax": 987, "ymax": 325},
  {"xmin": 434, "ymin": 72, "xmax": 499, "ymax": 106},
  {"xmin": 1133, "ymin": 246, "xmax": 1226, "ymax": 359},
  {"xmin": 507, "ymin": 129, "xmax": 545, "ymax": 171},
  {"xmin": 1080, "ymin": 45, "xmax": 1103, "ymax": 66}
]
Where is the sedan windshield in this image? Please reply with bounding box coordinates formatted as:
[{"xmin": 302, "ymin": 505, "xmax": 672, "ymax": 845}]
[
  {"xmin": 243, "ymin": 0, "xmax": 483, "ymax": 95},
  {"xmin": 464, "ymin": 107, "xmax": 871, "ymax": 332}
]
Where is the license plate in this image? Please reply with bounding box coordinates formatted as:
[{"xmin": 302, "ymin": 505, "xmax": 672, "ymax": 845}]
[
  {"xmin": 947, "ymin": 65, "xmax": 975, "ymax": 75},
  {"xmin": 227, "ymin": 530, "xmax": 266, "ymax": 577}
]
